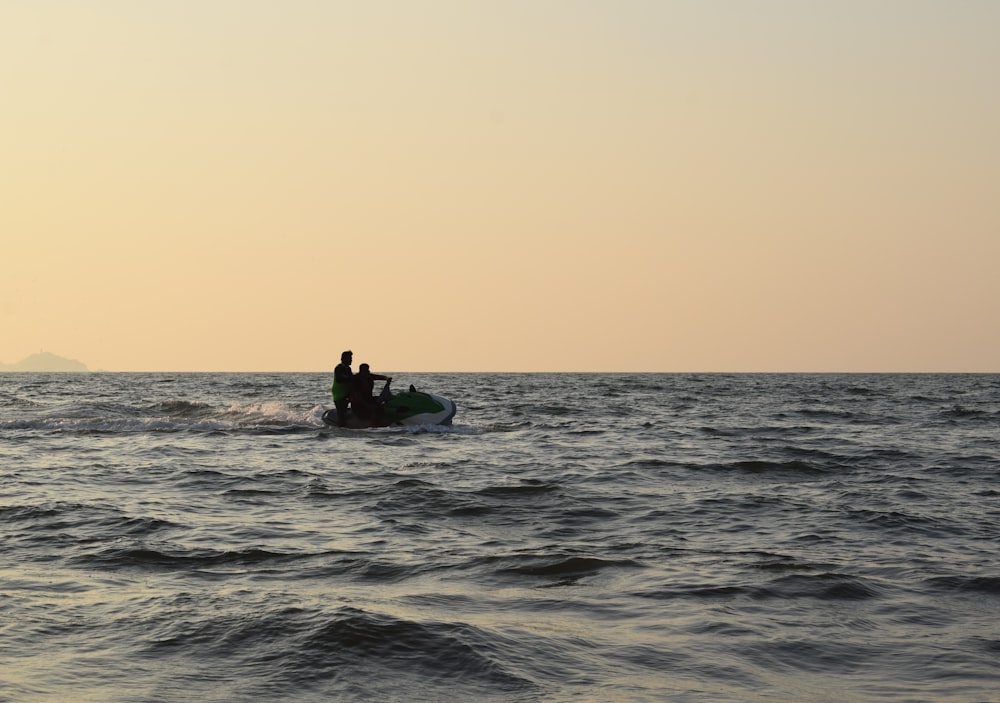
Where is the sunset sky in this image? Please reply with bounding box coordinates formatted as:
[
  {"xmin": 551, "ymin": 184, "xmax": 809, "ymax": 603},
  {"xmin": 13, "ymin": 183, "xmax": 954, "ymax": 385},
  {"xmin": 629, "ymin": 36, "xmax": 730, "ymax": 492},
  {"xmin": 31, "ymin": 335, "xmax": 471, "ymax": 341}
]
[{"xmin": 2, "ymin": 1, "xmax": 998, "ymax": 372}]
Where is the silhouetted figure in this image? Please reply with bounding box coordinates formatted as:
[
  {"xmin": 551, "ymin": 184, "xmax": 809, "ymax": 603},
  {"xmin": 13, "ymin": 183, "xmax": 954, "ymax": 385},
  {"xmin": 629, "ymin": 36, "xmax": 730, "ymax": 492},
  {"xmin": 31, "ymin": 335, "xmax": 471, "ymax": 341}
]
[
  {"xmin": 330, "ymin": 350, "xmax": 354, "ymax": 427},
  {"xmin": 349, "ymin": 363, "xmax": 391, "ymax": 422}
]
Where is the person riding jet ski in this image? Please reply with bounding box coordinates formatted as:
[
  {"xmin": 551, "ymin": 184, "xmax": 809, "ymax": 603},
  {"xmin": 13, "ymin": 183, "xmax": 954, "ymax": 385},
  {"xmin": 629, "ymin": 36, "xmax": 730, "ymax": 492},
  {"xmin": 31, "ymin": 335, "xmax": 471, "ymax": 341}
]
[{"xmin": 349, "ymin": 363, "xmax": 391, "ymax": 423}]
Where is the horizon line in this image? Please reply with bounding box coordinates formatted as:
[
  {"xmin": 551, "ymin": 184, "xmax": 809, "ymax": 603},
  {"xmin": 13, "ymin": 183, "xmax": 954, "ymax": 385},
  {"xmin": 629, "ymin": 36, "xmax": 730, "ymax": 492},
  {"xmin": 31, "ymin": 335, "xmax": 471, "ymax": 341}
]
[{"xmin": 2, "ymin": 369, "xmax": 997, "ymax": 375}]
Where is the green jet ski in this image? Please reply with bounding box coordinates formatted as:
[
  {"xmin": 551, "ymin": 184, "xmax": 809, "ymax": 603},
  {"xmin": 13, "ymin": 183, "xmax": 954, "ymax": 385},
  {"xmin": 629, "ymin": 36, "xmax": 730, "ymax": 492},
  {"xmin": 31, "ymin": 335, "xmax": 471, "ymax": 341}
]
[{"xmin": 322, "ymin": 380, "xmax": 456, "ymax": 429}]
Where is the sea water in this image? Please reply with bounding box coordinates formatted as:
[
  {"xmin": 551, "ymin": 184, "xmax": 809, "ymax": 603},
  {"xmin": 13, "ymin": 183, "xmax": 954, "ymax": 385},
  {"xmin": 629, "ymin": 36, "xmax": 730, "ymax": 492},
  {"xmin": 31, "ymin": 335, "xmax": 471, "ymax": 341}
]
[{"xmin": 1, "ymin": 372, "xmax": 998, "ymax": 702}]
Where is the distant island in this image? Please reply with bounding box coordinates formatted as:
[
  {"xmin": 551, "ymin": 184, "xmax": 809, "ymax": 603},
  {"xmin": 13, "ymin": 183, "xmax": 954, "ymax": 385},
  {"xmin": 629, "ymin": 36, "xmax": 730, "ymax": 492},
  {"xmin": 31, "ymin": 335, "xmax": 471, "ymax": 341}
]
[{"xmin": 0, "ymin": 352, "xmax": 89, "ymax": 372}]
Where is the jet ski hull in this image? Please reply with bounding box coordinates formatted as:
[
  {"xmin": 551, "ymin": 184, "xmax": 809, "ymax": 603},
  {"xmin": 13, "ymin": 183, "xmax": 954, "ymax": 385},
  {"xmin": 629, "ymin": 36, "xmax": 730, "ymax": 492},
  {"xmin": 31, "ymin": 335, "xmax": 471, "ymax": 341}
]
[{"xmin": 322, "ymin": 388, "xmax": 456, "ymax": 428}]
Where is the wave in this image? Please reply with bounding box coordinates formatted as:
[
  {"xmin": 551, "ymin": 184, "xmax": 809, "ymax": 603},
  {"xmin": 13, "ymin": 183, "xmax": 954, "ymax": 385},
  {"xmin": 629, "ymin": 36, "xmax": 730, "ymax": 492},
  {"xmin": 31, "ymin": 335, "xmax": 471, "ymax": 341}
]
[
  {"xmin": 3, "ymin": 502, "xmax": 177, "ymax": 536},
  {"xmin": 475, "ymin": 481, "xmax": 560, "ymax": 498},
  {"xmin": 843, "ymin": 508, "xmax": 960, "ymax": 537},
  {"xmin": 0, "ymin": 395, "xmax": 489, "ymax": 436},
  {"xmin": 922, "ymin": 575, "xmax": 1000, "ymax": 595},
  {"xmin": 637, "ymin": 572, "xmax": 882, "ymax": 601},
  {"xmin": 142, "ymin": 605, "xmax": 539, "ymax": 698},
  {"xmin": 470, "ymin": 552, "xmax": 642, "ymax": 587},
  {"xmin": 752, "ymin": 573, "xmax": 883, "ymax": 600},
  {"xmin": 74, "ymin": 545, "xmax": 335, "ymax": 572},
  {"xmin": 701, "ymin": 459, "xmax": 829, "ymax": 475},
  {"xmin": 0, "ymin": 399, "xmax": 329, "ymax": 434},
  {"xmin": 942, "ymin": 404, "xmax": 998, "ymax": 421}
]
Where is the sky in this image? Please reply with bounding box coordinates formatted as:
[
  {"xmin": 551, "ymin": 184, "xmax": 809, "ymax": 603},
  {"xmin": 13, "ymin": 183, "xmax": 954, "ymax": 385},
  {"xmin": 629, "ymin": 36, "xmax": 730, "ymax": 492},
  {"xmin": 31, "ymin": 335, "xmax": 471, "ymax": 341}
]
[{"xmin": 2, "ymin": 0, "xmax": 998, "ymax": 372}]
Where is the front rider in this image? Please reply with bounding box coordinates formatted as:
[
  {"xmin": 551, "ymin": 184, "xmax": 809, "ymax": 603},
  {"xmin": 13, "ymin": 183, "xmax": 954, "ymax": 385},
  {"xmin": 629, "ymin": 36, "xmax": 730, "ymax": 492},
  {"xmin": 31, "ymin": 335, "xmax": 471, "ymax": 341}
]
[
  {"xmin": 349, "ymin": 363, "xmax": 391, "ymax": 423},
  {"xmin": 331, "ymin": 350, "xmax": 354, "ymax": 427}
]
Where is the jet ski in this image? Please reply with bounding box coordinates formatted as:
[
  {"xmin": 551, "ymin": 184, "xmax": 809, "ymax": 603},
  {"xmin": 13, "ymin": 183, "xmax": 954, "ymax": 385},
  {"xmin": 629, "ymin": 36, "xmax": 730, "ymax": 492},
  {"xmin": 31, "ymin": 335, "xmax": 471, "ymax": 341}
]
[{"xmin": 321, "ymin": 380, "xmax": 456, "ymax": 429}]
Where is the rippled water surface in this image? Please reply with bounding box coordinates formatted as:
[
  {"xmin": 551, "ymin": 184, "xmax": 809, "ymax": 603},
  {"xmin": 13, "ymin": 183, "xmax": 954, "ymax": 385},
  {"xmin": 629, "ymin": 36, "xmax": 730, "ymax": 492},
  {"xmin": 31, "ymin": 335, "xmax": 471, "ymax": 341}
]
[{"xmin": 2, "ymin": 373, "xmax": 999, "ymax": 701}]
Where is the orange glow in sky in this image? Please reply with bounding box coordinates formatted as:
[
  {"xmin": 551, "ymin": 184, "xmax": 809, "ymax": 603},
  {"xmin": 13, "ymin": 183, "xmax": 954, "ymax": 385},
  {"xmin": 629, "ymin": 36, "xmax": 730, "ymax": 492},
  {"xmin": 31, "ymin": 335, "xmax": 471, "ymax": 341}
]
[{"xmin": 2, "ymin": 1, "xmax": 998, "ymax": 371}]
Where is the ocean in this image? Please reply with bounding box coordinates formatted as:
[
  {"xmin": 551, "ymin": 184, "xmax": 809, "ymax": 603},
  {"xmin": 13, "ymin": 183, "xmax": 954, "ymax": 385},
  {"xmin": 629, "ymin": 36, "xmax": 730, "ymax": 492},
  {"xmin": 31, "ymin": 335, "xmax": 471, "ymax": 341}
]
[{"xmin": 2, "ymin": 372, "xmax": 998, "ymax": 702}]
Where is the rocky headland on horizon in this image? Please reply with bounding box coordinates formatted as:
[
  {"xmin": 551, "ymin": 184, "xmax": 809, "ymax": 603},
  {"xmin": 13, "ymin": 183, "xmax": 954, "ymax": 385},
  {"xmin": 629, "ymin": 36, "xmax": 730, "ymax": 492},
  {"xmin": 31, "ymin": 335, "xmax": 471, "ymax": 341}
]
[{"xmin": 0, "ymin": 352, "xmax": 89, "ymax": 372}]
